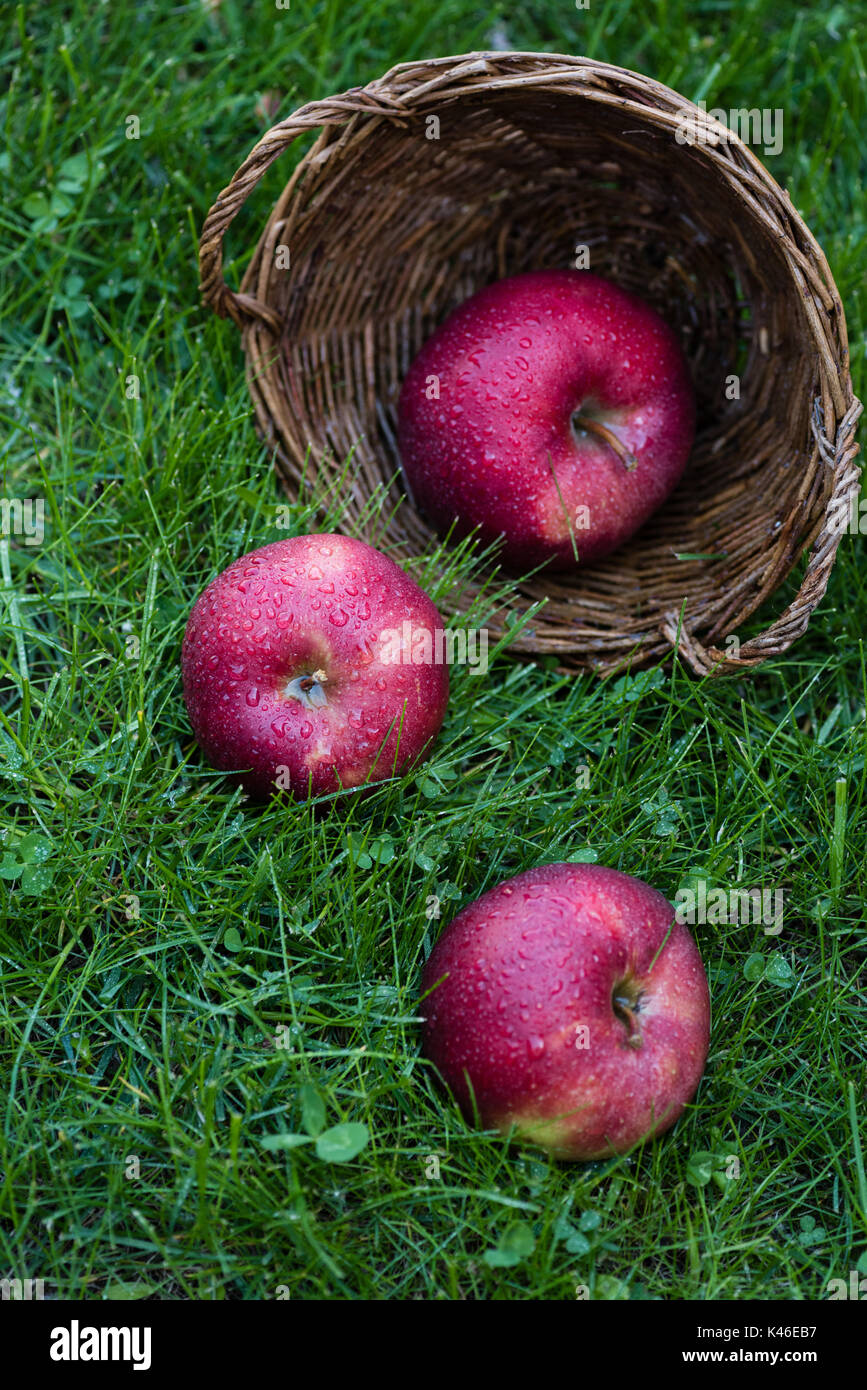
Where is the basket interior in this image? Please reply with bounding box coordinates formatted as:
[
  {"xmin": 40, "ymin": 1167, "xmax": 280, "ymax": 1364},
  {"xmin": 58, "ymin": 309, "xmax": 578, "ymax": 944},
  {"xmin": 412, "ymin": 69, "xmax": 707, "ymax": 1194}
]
[{"xmin": 241, "ymin": 87, "xmax": 831, "ymax": 668}]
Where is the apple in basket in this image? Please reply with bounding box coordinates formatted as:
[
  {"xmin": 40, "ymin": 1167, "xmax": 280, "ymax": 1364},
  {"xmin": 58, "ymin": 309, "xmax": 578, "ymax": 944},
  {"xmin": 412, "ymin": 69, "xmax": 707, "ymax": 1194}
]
[
  {"xmin": 182, "ymin": 533, "xmax": 449, "ymax": 799},
  {"xmin": 398, "ymin": 269, "xmax": 695, "ymax": 569}
]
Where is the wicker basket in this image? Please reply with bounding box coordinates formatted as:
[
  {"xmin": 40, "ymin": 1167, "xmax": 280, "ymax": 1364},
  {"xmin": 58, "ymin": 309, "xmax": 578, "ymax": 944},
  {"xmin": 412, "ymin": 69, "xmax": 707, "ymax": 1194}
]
[{"xmin": 199, "ymin": 51, "xmax": 861, "ymax": 675}]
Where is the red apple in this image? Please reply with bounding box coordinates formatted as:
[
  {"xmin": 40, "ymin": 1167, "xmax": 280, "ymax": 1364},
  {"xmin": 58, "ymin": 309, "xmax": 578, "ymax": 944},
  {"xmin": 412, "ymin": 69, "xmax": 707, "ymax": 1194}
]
[
  {"xmin": 181, "ymin": 533, "xmax": 449, "ymax": 800},
  {"xmin": 398, "ymin": 269, "xmax": 695, "ymax": 569},
  {"xmin": 421, "ymin": 862, "xmax": 709, "ymax": 1160}
]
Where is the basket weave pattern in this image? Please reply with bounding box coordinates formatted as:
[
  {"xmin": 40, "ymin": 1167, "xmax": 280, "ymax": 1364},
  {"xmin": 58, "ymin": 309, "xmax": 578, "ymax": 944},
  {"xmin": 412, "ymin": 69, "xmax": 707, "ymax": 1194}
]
[{"xmin": 199, "ymin": 52, "xmax": 861, "ymax": 675}]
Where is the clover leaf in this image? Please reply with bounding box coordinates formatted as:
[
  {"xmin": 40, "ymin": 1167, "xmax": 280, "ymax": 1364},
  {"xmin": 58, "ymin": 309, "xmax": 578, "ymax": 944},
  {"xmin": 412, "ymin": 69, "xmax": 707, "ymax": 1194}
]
[
  {"xmin": 483, "ymin": 1221, "xmax": 535, "ymax": 1268},
  {"xmin": 0, "ymin": 834, "xmax": 55, "ymax": 895}
]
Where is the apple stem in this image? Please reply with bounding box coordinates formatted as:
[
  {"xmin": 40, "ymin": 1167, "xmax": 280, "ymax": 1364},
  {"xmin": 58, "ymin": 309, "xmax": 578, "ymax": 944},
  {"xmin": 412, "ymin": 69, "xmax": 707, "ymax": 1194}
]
[
  {"xmin": 612, "ymin": 985, "xmax": 644, "ymax": 1048},
  {"xmin": 298, "ymin": 670, "xmax": 328, "ymax": 693},
  {"xmin": 284, "ymin": 673, "xmax": 329, "ymax": 709},
  {"xmin": 572, "ymin": 413, "xmax": 638, "ymax": 471}
]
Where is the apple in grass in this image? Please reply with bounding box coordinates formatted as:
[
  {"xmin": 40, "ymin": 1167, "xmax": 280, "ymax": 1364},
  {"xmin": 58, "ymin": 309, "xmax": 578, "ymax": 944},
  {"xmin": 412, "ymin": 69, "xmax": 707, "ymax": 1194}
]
[
  {"xmin": 420, "ymin": 862, "xmax": 709, "ymax": 1160},
  {"xmin": 398, "ymin": 269, "xmax": 695, "ymax": 570},
  {"xmin": 181, "ymin": 533, "xmax": 448, "ymax": 800}
]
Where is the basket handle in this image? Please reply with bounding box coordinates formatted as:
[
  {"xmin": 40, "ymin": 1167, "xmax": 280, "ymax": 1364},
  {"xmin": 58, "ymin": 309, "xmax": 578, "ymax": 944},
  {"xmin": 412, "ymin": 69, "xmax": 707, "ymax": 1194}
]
[
  {"xmin": 198, "ymin": 58, "xmax": 496, "ymax": 332},
  {"xmin": 198, "ymin": 89, "xmax": 417, "ymax": 333}
]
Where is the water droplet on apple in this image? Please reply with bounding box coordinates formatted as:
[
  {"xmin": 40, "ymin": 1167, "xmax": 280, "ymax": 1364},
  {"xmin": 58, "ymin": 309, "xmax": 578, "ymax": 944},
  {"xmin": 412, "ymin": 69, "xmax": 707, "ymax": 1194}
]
[{"xmin": 246, "ymin": 687, "xmax": 261, "ymax": 707}]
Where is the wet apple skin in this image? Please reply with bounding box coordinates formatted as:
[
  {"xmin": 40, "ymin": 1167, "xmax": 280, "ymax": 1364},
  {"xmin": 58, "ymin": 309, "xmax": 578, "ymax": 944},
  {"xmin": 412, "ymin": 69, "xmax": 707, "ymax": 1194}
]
[{"xmin": 421, "ymin": 862, "xmax": 710, "ymax": 1160}]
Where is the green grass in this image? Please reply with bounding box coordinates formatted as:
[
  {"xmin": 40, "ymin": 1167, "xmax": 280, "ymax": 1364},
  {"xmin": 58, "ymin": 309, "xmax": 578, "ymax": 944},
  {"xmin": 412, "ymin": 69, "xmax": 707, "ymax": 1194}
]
[{"xmin": 0, "ymin": 0, "xmax": 865, "ymax": 1300}]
